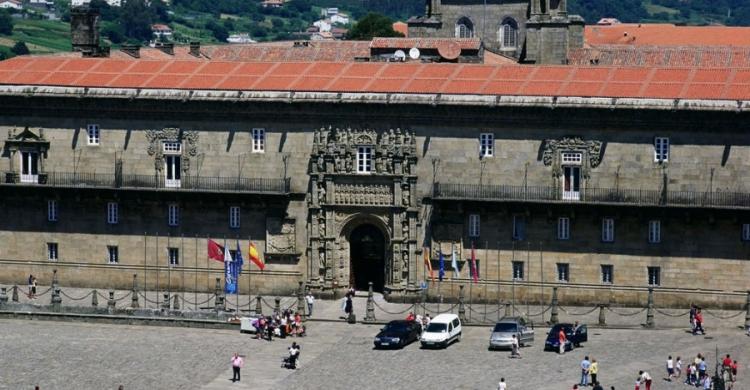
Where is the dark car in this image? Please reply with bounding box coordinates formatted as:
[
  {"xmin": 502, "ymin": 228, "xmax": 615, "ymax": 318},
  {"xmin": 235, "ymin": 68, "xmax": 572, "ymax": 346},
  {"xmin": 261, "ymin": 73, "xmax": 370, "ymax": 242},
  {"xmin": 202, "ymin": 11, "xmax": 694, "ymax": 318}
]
[
  {"xmin": 544, "ymin": 323, "xmax": 588, "ymax": 352},
  {"xmin": 374, "ymin": 320, "xmax": 422, "ymax": 349}
]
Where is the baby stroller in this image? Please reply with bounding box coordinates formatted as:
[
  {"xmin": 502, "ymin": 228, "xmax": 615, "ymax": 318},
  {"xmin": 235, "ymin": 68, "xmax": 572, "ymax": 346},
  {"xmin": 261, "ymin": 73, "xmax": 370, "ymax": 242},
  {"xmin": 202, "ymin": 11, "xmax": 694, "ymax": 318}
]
[{"xmin": 281, "ymin": 351, "xmax": 300, "ymax": 369}]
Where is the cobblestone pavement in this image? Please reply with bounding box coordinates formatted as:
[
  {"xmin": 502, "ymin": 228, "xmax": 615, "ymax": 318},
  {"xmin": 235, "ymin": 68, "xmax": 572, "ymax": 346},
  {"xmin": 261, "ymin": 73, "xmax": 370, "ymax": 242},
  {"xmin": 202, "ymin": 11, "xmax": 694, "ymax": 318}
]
[{"xmin": 1, "ymin": 319, "xmax": 748, "ymax": 390}]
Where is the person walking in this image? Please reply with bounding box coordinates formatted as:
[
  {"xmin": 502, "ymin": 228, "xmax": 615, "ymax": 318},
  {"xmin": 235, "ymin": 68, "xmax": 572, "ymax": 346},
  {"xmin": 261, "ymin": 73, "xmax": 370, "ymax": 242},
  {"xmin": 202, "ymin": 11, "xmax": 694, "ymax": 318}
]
[
  {"xmin": 497, "ymin": 377, "xmax": 507, "ymax": 390},
  {"xmin": 693, "ymin": 309, "xmax": 705, "ymax": 335},
  {"xmin": 231, "ymin": 353, "xmax": 244, "ymax": 383},
  {"xmin": 27, "ymin": 274, "xmax": 34, "ymax": 299},
  {"xmin": 590, "ymin": 358, "xmax": 599, "ymax": 386},
  {"xmin": 638, "ymin": 370, "xmax": 652, "ymax": 390},
  {"xmin": 305, "ymin": 292, "xmax": 314, "ymax": 317},
  {"xmin": 558, "ymin": 327, "xmax": 567, "ymax": 354},
  {"xmin": 510, "ymin": 334, "xmax": 521, "ymax": 358},
  {"xmin": 674, "ymin": 356, "xmax": 682, "ymax": 380},
  {"xmin": 344, "ymin": 293, "xmax": 353, "ymax": 319},
  {"xmin": 580, "ymin": 356, "xmax": 591, "ymax": 387},
  {"xmin": 666, "ymin": 355, "xmax": 674, "ymax": 380}
]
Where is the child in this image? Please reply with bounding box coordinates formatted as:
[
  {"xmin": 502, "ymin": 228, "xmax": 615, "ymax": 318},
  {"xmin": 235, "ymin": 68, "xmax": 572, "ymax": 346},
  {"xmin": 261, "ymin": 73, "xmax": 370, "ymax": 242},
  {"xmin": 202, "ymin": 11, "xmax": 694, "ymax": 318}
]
[
  {"xmin": 634, "ymin": 377, "xmax": 640, "ymax": 390},
  {"xmin": 675, "ymin": 357, "xmax": 682, "ymax": 379}
]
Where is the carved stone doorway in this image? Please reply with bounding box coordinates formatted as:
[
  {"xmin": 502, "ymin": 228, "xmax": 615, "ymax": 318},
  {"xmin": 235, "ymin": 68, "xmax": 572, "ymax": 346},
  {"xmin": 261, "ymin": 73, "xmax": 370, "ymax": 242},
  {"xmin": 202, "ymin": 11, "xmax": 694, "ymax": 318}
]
[{"xmin": 349, "ymin": 224, "xmax": 386, "ymax": 292}]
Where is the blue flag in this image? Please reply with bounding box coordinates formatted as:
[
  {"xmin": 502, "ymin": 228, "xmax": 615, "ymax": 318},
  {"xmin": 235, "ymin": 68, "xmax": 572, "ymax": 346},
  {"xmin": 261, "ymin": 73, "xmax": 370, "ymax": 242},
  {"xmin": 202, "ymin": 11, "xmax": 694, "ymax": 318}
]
[
  {"xmin": 224, "ymin": 241, "xmax": 243, "ymax": 294},
  {"xmin": 438, "ymin": 250, "xmax": 445, "ymax": 281}
]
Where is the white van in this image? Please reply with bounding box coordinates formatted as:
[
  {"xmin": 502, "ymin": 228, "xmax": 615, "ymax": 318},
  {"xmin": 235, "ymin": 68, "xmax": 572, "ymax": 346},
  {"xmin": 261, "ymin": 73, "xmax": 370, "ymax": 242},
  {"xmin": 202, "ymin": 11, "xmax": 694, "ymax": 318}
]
[{"xmin": 420, "ymin": 313, "xmax": 462, "ymax": 348}]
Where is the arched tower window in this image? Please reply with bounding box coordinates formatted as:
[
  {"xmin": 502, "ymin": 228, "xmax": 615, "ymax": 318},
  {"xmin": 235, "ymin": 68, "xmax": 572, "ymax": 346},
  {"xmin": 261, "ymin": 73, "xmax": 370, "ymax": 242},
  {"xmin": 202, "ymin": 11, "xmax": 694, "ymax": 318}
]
[
  {"xmin": 499, "ymin": 18, "xmax": 518, "ymax": 49},
  {"xmin": 455, "ymin": 17, "xmax": 474, "ymax": 38}
]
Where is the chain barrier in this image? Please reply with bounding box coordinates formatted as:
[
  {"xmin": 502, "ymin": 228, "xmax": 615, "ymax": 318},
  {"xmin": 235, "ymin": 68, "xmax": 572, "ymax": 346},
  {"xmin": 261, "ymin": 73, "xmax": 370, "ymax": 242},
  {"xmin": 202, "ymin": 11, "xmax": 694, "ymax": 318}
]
[
  {"xmin": 182, "ymin": 294, "xmax": 217, "ymax": 307},
  {"xmin": 523, "ymin": 305, "xmax": 553, "ymax": 317},
  {"xmin": 606, "ymin": 307, "xmax": 647, "ymax": 316},
  {"xmin": 653, "ymin": 308, "xmax": 691, "ymax": 317},
  {"xmin": 35, "ymin": 286, "xmax": 53, "ymax": 297},
  {"xmin": 372, "ymin": 301, "xmax": 416, "ymax": 315},
  {"xmin": 467, "ymin": 305, "xmax": 502, "ymax": 316},
  {"xmin": 559, "ymin": 306, "xmax": 601, "ymax": 316},
  {"xmin": 138, "ymin": 292, "xmax": 161, "ymax": 305},
  {"xmin": 59, "ymin": 290, "xmax": 94, "ymax": 301},
  {"xmin": 419, "ymin": 303, "xmax": 459, "ymax": 315},
  {"xmin": 703, "ymin": 310, "xmax": 746, "ymax": 320}
]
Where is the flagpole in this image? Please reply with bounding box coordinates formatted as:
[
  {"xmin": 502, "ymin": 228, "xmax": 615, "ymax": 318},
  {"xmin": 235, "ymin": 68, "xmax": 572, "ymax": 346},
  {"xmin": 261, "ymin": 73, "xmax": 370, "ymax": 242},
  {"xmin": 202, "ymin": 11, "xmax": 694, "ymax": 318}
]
[
  {"xmin": 437, "ymin": 241, "xmax": 441, "ymax": 315},
  {"xmin": 496, "ymin": 240, "xmax": 500, "ymax": 321},
  {"xmin": 143, "ymin": 231, "xmax": 147, "ymax": 306},
  {"xmin": 236, "ymin": 235, "xmax": 239, "ymax": 317},
  {"xmin": 167, "ymin": 232, "xmax": 172, "ymax": 298},
  {"xmin": 156, "ymin": 232, "xmax": 159, "ymax": 308},
  {"xmin": 539, "ymin": 241, "xmax": 544, "ymax": 326},
  {"xmin": 511, "ymin": 240, "xmax": 515, "ymax": 316},
  {"xmin": 484, "ymin": 240, "xmax": 488, "ymax": 322},
  {"xmin": 468, "ymin": 241, "xmax": 472, "ymax": 322},
  {"xmin": 181, "ymin": 234, "xmax": 185, "ymax": 308},
  {"xmin": 526, "ymin": 242, "xmax": 530, "ymax": 320},
  {"xmin": 206, "ymin": 234, "xmax": 209, "ymax": 299},
  {"xmin": 248, "ymin": 235, "xmax": 252, "ymax": 313},
  {"xmin": 194, "ymin": 234, "xmax": 198, "ymax": 311}
]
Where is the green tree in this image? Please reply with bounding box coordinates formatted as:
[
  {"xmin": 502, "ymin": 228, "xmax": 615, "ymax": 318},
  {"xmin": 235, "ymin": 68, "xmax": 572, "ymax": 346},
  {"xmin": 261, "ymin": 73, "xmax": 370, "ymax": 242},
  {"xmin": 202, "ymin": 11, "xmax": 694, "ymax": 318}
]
[
  {"xmin": 271, "ymin": 17, "xmax": 284, "ymax": 29},
  {"xmin": 11, "ymin": 41, "xmax": 30, "ymax": 55},
  {"xmin": 346, "ymin": 12, "xmax": 403, "ymax": 40},
  {"xmin": 0, "ymin": 10, "xmax": 13, "ymax": 36},
  {"xmin": 121, "ymin": 0, "xmax": 154, "ymax": 41},
  {"xmin": 205, "ymin": 19, "xmax": 229, "ymax": 41}
]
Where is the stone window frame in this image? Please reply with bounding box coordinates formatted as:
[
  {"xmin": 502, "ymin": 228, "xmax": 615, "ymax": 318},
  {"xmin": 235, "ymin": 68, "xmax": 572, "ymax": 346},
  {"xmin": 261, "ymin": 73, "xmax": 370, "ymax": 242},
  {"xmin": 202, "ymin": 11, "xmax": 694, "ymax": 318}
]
[
  {"xmin": 647, "ymin": 266, "xmax": 661, "ymax": 286},
  {"xmin": 107, "ymin": 245, "xmax": 119, "ymax": 264},
  {"xmin": 168, "ymin": 247, "xmax": 180, "ymax": 266},
  {"xmin": 479, "ymin": 133, "xmax": 494, "ymax": 158},
  {"xmin": 47, "ymin": 199, "xmax": 58, "ymax": 222},
  {"xmin": 654, "ymin": 137, "xmax": 669, "ymax": 163},
  {"xmin": 557, "ymin": 217, "xmax": 570, "ymax": 240},
  {"xmin": 512, "ymin": 215, "xmax": 526, "ymax": 241},
  {"xmin": 512, "ymin": 260, "xmax": 524, "ymax": 281},
  {"xmin": 252, "ymin": 128, "xmax": 265, "ymax": 153},
  {"xmin": 47, "ymin": 242, "xmax": 58, "ymax": 261},
  {"xmin": 107, "ymin": 202, "xmax": 118, "ymax": 225},
  {"xmin": 601, "ymin": 217, "xmax": 614, "ymax": 243},
  {"xmin": 742, "ymin": 223, "xmax": 750, "ymax": 242},
  {"xmin": 86, "ymin": 124, "xmax": 100, "ymax": 146},
  {"xmin": 600, "ymin": 264, "xmax": 614, "ymax": 284},
  {"xmin": 455, "ymin": 16, "xmax": 474, "ymax": 38},
  {"xmin": 167, "ymin": 203, "xmax": 179, "ymax": 227},
  {"xmin": 648, "ymin": 220, "xmax": 661, "ymax": 244},
  {"xmin": 468, "ymin": 213, "xmax": 480, "ymax": 238},
  {"xmin": 556, "ymin": 262, "xmax": 570, "ymax": 282},
  {"xmin": 498, "ymin": 18, "xmax": 519, "ymax": 50},
  {"xmin": 19, "ymin": 149, "xmax": 40, "ymax": 183},
  {"xmin": 229, "ymin": 206, "xmax": 241, "ymax": 229}
]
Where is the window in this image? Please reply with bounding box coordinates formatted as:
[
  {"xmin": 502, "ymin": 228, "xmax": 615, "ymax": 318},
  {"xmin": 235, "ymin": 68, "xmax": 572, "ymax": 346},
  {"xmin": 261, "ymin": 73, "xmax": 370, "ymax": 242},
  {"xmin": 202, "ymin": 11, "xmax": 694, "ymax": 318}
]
[
  {"xmin": 20, "ymin": 151, "xmax": 39, "ymax": 183},
  {"xmin": 163, "ymin": 141, "xmax": 181, "ymax": 153},
  {"xmin": 168, "ymin": 247, "xmax": 179, "ymax": 266},
  {"xmin": 47, "ymin": 200, "xmax": 58, "ymax": 222},
  {"xmin": 512, "ymin": 261, "xmax": 524, "ymax": 280},
  {"xmin": 229, "ymin": 206, "xmax": 241, "ymax": 229},
  {"xmin": 601, "ymin": 265, "xmax": 613, "ymax": 284},
  {"xmin": 557, "ymin": 217, "xmax": 570, "ymax": 240},
  {"xmin": 107, "ymin": 202, "xmax": 118, "ymax": 224},
  {"xmin": 468, "ymin": 214, "xmax": 480, "ymax": 237},
  {"xmin": 499, "ymin": 19, "xmax": 518, "ymax": 49},
  {"xmin": 648, "ymin": 220, "xmax": 661, "ymax": 243},
  {"xmin": 654, "ymin": 137, "xmax": 669, "ymax": 162},
  {"xmin": 168, "ymin": 204, "xmax": 179, "ymax": 227},
  {"xmin": 86, "ymin": 124, "xmax": 100, "ymax": 145},
  {"xmin": 479, "ymin": 133, "xmax": 494, "ymax": 157},
  {"xmin": 561, "ymin": 153, "xmax": 582, "ymax": 201},
  {"xmin": 252, "ymin": 128, "xmax": 265, "ymax": 153},
  {"xmin": 647, "ymin": 266, "xmax": 661, "ymax": 286},
  {"xmin": 47, "ymin": 242, "xmax": 58, "ymax": 261},
  {"xmin": 601, "ymin": 218, "xmax": 614, "ymax": 243},
  {"xmin": 107, "ymin": 246, "xmax": 119, "ymax": 264},
  {"xmin": 455, "ymin": 17, "xmax": 474, "ymax": 38},
  {"xmin": 512, "ymin": 215, "xmax": 526, "ymax": 241},
  {"xmin": 742, "ymin": 223, "xmax": 750, "ymax": 241},
  {"xmin": 556, "ymin": 263, "xmax": 569, "ymax": 282},
  {"xmin": 163, "ymin": 142, "xmax": 182, "ymax": 188},
  {"xmin": 356, "ymin": 146, "xmax": 372, "ymax": 174},
  {"xmin": 561, "ymin": 152, "xmax": 582, "ymax": 164}
]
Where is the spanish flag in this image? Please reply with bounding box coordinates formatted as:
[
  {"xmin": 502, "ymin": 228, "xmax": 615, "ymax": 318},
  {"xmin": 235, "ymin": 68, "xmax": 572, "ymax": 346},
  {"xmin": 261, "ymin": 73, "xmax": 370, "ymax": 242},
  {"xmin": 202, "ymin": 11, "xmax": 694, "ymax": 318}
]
[
  {"xmin": 249, "ymin": 242, "xmax": 265, "ymax": 270},
  {"xmin": 423, "ymin": 247, "xmax": 435, "ymax": 283}
]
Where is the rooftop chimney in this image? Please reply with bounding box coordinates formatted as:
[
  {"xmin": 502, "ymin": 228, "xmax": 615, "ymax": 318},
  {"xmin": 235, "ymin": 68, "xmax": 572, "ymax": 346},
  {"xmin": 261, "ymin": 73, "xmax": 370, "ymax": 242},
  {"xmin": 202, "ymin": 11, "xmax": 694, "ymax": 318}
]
[
  {"xmin": 156, "ymin": 42, "xmax": 174, "ymax": 55},
  {"xmin": 71, "ymin": 6, "xmax": 108, "ymax": 57},
  {"xmin": 120, "ymin": 44, "xmax": 141, "ymax": 58},
  {"xmin": 189, "ymin": 41, "xmax": 201, "ymax": 57}
]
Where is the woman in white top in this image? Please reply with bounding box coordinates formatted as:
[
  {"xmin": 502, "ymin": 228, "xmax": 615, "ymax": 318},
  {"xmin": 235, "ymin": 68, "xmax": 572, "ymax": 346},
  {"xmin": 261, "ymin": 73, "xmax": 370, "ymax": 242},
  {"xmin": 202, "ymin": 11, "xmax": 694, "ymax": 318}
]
[{"xmin": 497, "ymin": 377, "xmax": 507, "ymax": 390}]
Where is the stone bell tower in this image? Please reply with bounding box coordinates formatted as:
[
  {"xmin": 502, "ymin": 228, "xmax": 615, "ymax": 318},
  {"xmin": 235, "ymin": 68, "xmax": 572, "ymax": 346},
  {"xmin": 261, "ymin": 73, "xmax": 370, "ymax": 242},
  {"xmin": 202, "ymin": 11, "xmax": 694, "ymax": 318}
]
[{"xmin": 524, "ymin": 0, "xmax": 584, "ymax": 64}]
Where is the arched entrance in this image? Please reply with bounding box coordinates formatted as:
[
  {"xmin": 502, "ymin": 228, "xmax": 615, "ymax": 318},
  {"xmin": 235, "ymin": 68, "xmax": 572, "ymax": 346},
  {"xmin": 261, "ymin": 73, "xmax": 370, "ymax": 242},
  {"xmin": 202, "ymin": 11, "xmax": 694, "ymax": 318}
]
[{"xmin": 349, "ymin": 224, "xmax": 386, "ymax": 292}]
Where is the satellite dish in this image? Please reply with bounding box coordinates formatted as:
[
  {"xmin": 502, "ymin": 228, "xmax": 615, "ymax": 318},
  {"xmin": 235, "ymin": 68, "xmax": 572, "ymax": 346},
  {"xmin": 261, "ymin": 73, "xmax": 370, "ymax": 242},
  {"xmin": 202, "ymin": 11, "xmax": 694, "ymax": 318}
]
[
  {"xmin": 409, "ymin": 47, "xmax": 421, "ymax": 60},
  {"xmin": 394, "ymin": 50, "xmax": 406, "ymax": 62}
]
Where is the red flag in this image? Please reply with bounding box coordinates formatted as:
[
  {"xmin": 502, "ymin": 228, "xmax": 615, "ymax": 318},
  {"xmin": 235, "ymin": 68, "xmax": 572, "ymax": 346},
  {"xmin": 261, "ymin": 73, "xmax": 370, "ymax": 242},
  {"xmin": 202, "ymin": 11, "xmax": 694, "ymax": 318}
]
[
  {"xmin": 207, "ymin": 239, "xmax": 225, "ymax": 263},
  {"xmin": 423, "ymin": 247, "xmax": 435, "ymax": 283},
  {"xmin": 471, "ymin": 241, "xmax": 478, "ymax": 283}
]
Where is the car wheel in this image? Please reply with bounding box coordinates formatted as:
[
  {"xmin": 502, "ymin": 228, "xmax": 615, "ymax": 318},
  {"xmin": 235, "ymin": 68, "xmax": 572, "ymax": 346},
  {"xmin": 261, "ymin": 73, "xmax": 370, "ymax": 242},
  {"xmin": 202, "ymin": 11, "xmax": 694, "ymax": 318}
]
[{"xmin": 457, "ymin": 333, "xmax": 462, "ymax": 342}]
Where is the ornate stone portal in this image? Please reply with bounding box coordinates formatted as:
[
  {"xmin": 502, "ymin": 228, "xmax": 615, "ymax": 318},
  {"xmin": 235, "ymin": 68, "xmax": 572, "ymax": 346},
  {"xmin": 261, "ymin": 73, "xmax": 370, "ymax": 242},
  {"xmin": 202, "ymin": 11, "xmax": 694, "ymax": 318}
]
[
  {"xmin": 145, "ymin": 128, "xmax": 199, "ymax": 172},
  {"xmin": 542, "ymin": 136, "xmax": 603, "ymax": 193},
  {"xmin": 307, "ymin": 126, "xmax": 419, "ymax": 295}
]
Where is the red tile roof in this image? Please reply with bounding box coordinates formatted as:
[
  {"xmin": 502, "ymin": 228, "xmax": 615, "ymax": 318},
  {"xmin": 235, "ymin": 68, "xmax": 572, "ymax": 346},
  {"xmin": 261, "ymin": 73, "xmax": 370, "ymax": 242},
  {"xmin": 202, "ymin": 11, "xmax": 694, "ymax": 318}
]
[
  {"xmin": 585, "ymin": 24, "xmax": 750, "ymax": 47},
  {"xmin": 570, "ymin": 46, "xmax": 750, "ymax": 68},
  {"xmin": 1, "ymin": 57, "xmax": 750, "ymax": 101},
  {"xmin": 370, "ymin": 38, "xmax": 481, "ymax": 50}
]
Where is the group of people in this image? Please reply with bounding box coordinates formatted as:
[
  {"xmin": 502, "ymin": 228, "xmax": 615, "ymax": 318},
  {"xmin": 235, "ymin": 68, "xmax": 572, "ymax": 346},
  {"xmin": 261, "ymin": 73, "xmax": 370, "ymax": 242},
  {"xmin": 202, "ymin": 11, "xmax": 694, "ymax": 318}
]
[
  {"xmin": 577, "ymin": 356, "xmax": 601, "ymax": 388},
  {"xmin": 26, "ymin": 274, "xmax": 37, "ymax": 299},
  {"xmin": 673, "ymin": 353, "xmax": 739, "ymax": 389},
  {"xmin": 405, "ymin": 311, "xmax": 432, "ymax": 330},
  {"xmin": 253, "ymin": 309, "xmax": 305, "ymax": 341}
]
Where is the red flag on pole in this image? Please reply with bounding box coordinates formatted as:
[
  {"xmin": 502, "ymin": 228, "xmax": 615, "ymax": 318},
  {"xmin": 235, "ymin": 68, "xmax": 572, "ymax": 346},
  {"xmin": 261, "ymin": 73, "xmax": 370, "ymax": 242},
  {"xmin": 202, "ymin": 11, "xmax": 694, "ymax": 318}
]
[
  {"xmin": 471, "ymin": 241, "xmax": 478, "ymax": 283},
  {"xmin": 207, "ymin": 239, "xmax": 225, "ymax": 263},
  {"xmin": 423, "ymin": 247, "xmax": 435, "ymax": 283}
]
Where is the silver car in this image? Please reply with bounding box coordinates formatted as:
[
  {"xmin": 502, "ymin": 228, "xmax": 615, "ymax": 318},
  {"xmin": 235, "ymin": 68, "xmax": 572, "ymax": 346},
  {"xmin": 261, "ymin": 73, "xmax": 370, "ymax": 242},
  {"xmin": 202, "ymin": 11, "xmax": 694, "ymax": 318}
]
[{"xmin": 489, "ymin": 317, "xmax": 534, "ymax": 350}]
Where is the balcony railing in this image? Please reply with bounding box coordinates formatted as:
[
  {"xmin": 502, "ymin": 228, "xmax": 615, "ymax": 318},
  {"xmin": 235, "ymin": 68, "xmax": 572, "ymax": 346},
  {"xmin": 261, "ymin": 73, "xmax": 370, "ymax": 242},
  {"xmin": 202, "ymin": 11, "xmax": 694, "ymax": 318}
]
[
  {"xmin": 4, "ymin": 171, "xmax": 290, "ymax": 194},
  {"xmin": 432, "ymin": 183, "xmax": 750, "ymax": 209}
]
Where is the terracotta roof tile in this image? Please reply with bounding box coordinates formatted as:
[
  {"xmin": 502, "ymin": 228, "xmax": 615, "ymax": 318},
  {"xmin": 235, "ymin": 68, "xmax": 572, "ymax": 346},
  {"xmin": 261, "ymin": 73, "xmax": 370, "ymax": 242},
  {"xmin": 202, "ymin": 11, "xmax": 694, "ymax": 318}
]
[
  {"xmin": 455, "ymin": 66, "xmax": 495, "ymax": 79},
  {"xmin": 25, "ymin": 58, "xmax": 66, "ymax": 72},
  {"xmin": 724, "ymin": 84, "xmax": 750, "ymax": 100},
  {"xmin": 91, "ymin": 60, "xmax": 134, "ymax": 73},
  {"xmin": 254, "ymin": 76, "xmax": 297, "ymax": 90},
  {"xmin": 216, "ymin": 76, "xmax": 259, "ymax": 90},
  {"xmin": 273, "ymin": 63, "xmax": 312, "ymax": 76},
  {"xmin": 585, "ymin": 24, "xmax": 750, "ymax": 46},
  {"xmin": 562, "ymin": 82, "xmax": 604, "ymax": 96},
  {"xmin": 143, "ymin": 74, "xmax": 188, "ymax": 89},
  {"xmin": 416, "ymin": 65, "xmax": 457, "ymax": 79},
  {"xmin": 406, "ymin": 78, "xmax": 446, "ymax": 93},
  {"xmin": 643, "ymin": 83, "xmax": 684, "ymax": 98},
  {"xmin": 196, "ymin": 62, "xmax": 240, "ymax": 75},
  {"xmin": 129, "ymin": 61, "xmax": 168, "ymax": 74},
  {"xmin": 380, "ymin": 64, "xmax": 420, "ymax": 78},
  {"xmin": 181, "ymin": 75, "xmax": 226, "ymax": 89},
  {"xmin": 328, "ymin": 77, "xmax": 370, "ymax": 92},
  {"xmin": 442, "ymin": 79, "xmax": 485, "ymax": 94},
  {"xmin": 600, "ymin": 82, "xmax": 643, "ymax": 97},
  {"xmin": 74, "ymin": 73, "xmax": 118, "ymax": 87},
  {"xmin": 368, "ymin": 78, "xmax": 407, "ymax": 93},
  {"xmin": 292, "ymin": 76, "xmax": 335, "ymax": 90},
  {"xmin": 162, "ymin": 61, "xmax": 200, "ymax": 74},
  {"xmin": 10, "ymin": 71, "xmax": 49, "ymax": 84},
  {"xmin": 483, "ymin": 81, "xmax": 523, "ymax": 95},
  {"xmin": 343, "ymin": 63, "xmax": 382, "ymax": 77},
  {"xmin": 108, "ymin": 74, "xmax": 150, "ymax": 88},
  {"xmin": 684, "ymin": 83, "xmax": 725, "ymax": 99},
  {"xmin": 653, "ymin": 68, "xmax": 691, "ymax": 83},
  {"xmin": 370, "ymin": 38, "xmax": 481, "ymax": 50},
  {"xmin": 235, "ymin": 62, "xmax": 275, "ymax": 76},
  {"xmin": 521, "ymin": 81, "xmax": 563, "ymax": 96}
]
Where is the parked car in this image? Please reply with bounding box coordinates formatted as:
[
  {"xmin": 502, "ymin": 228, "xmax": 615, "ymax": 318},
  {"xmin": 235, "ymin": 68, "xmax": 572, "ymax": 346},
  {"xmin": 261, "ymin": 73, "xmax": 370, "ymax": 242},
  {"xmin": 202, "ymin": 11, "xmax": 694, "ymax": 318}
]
[
  {"xmin": 374, "ymin": 320, "xmax": 422, "ymax": 349},
  {"xmin": 488, "ymin": 317, "xmax": 534, "ymax": 350},
  {"xmin": 544, "ymin": 323, "xmax": 588, "ymax": 352},
  {"xmin": 420, "ymin": 313, "xmax": 462, "ymax": 349}
]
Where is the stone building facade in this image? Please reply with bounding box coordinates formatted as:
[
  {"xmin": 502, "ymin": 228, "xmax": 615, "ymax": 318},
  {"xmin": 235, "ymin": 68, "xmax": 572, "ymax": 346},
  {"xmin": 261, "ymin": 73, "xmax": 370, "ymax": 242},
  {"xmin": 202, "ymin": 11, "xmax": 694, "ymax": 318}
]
[{"xmin": 0, "ymin": 76, "xmax": 749, "ymax": 307}]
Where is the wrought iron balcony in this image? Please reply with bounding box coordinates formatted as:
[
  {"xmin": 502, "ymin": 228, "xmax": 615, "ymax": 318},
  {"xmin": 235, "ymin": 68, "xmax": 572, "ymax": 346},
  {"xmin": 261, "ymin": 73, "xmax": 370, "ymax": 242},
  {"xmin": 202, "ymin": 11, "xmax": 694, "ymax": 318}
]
[
  {"xmin": 3, "ymin": 171, "xmax": 290, "ymax": 195},
  {"xmin": 432, "ymin": 183, "xmax": 750, "ymax": 210}
]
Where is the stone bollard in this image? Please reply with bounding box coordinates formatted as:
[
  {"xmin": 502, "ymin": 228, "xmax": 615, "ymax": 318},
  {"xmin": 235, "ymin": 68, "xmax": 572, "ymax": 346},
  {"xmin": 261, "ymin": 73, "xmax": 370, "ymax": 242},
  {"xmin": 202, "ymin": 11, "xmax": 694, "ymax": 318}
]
[
  {"xmin": 549, "ymin": 287, "xmax": 559, "ymax": 325},
  {"xmin": 458, "ymin": 285, "xmax": 467, "ymax": 323},
  {"xmin": 598, "ymin": 304, "xmax": 606, "ymax": 326},
  {"xmin": 173, "ymin": 295, "xmax": 180, "ymax": 310},
  {"xmin": 214, "ymin": 278, "xmax": 225, "ymax": 311},
  {"xmin": 744, "ymin": 290, "xmax": 750, "ymax": 331},
  {"xmin": 296, "ymin": 281, "xmax": 305, "ymax": 316},
  {"xmin": 52, "ymin": 269, "xmax": 59, "ymax": 289},
  {"xmin": 255, "ymin": 296, "xmax": 263, "ymax": 316},
  {"xmin": 645, "ymin": 288, "xmax": 655, "ymax": 329},
  {"xmin": 162, "ymin": 293, "xmax": 171, "ymax": 310},
  {"xmin": 274, "ymin": 297, "xmax": 281, "ymax": 315},
  {"xmin": 107, "ymin": 290, "xmax": 116, "ymax": 311},
  {"xmin": 12, "ymin": 285, "xmax": 19, "ymax": 302},
  {"xmin": 131, "ymin": 274, "xmax": 139, "ymax": 309},
  {"xmin": 0, "ymin": 287, "xmax": 7, "ymax": 305},
  {"xmin": 364, "ymin": 281, "xmax": 376, "ymax": 323},
  {"xmin": 91, "ymin": 290, "xmax": 98, "ymax": 307}
]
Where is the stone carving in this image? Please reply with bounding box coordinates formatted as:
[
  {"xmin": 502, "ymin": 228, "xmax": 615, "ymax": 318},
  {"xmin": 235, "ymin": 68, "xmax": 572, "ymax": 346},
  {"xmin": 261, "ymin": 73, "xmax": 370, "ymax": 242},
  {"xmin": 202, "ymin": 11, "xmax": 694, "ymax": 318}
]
[
  {"xmin": 334, "ymin": 184, "xmax": 392, "ymax": 206},
  {"xmin": 542, "ymin": 137, "xmax": 603, "ymax": 168},
  {"xmin": 266, "ymin": 218, "xmax": 296, "ymax": 254},
  {"xmin": 145, "ymin": 128, "xmax": 199, "ymax": 172}
]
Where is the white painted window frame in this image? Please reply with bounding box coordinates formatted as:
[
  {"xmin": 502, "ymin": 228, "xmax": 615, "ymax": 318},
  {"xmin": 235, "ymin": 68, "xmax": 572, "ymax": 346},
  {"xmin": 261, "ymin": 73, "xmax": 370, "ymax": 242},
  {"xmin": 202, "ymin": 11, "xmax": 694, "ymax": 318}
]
[
  {"xmin": 107, "ymin": 245, "xmax": 119, "ymax": 264},
  {"xmin": 356, "ymin": 146, "xmax": 373, "ymax": 174},
  {"xmin": 601, "ymin": 264, "xmax": 613, "ymax": 284},
  {"xmin": 252, "ymin": 128, "xmax": 265, "ymax": 153},
  {"xmin": 47, "ymin": 242, "xmax": 58, "ymax": 261},
  {"xmin": 556, "ymin": 263, "xmax": 569, "ymax": 282},
  {"xmin": 479, "ymin": 133, "xmax": 494, "ymax": 157},
  {"xmin": 168, "ymin": 247, "xmax": 179, "ymax": 266},
  {"xmin": 86, "ymin": 124, "xmax": 100, "ymax": 145},
  {"xmin": 648, "ymin": 266, "xmax": 661, "ymax": 286},
  {"xmin": 654, "ymin": 137, "xmax": 669, "ymax": 162}
]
